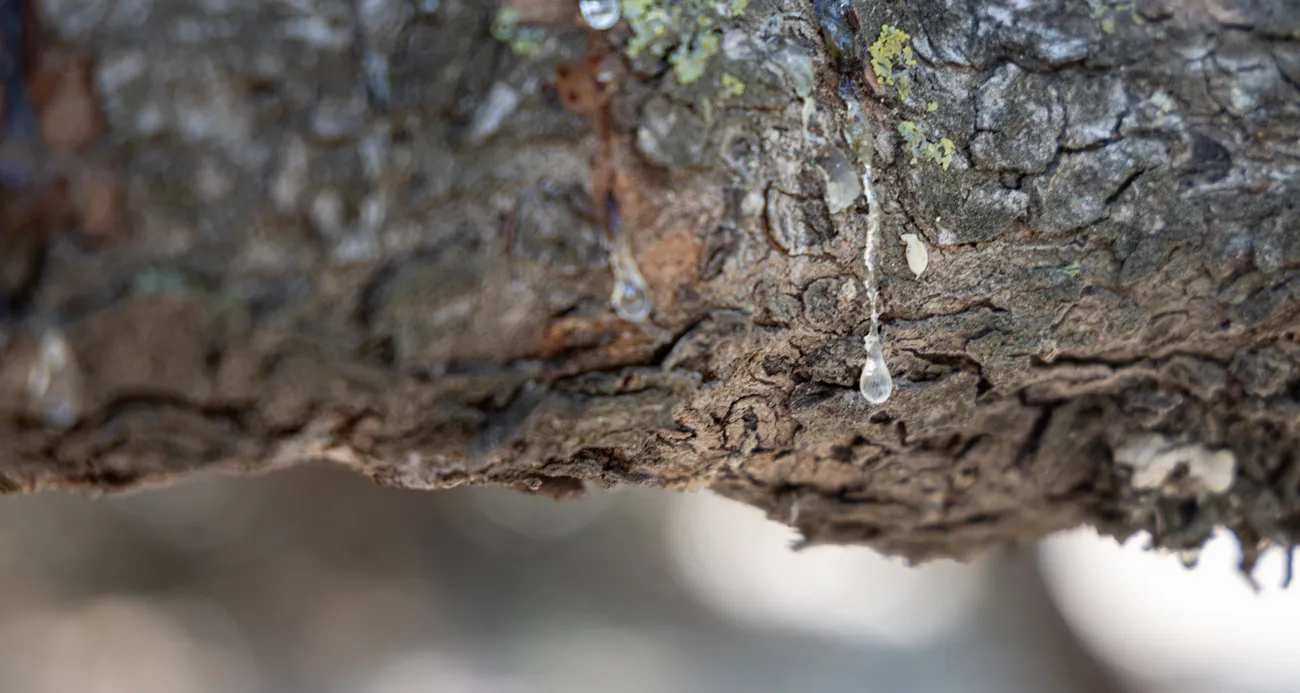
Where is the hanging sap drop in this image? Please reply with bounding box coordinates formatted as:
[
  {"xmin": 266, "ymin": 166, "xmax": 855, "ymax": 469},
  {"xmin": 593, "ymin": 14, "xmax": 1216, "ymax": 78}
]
[
  {"xmin": 771, "ymin": 49, "xmax": 816, "ymax": 99},
  {"xmin": 26, "ymin": 330, "xmax": 85, "ymax": 430},
  {"xmin": 611, "ymin": 265, "xmax": 652, "ymax": 322},
  {"xmin": 604, "ymin": 194, "xmax": 653, "ymax": 323},
  {"xmin": 579, "ymin": 0, "xmax": 620, "ymax": 30},
  {"xmin": 819, "ymin": 147, "xmax": 861, "ymax": 214},
  {"xmin": 859, "ymin": 332, "xmax": 893, "ymax": 405}
]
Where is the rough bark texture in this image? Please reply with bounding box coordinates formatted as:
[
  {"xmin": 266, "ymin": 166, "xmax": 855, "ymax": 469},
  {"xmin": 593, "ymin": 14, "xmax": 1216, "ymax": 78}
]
[{"xmin": 1, "ymin": 0, "xmax": 1298, "ymax": 565}]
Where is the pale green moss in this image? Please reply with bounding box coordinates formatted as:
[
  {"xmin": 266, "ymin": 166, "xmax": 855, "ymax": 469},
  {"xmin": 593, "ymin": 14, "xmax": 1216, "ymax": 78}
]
[
  {"xmin": 898, "ymin": 121, "xmax": 955, "ymax": 171},
  {"xmin": 869, "ymin": 25, "xmax": 918, "ymax": 102}
]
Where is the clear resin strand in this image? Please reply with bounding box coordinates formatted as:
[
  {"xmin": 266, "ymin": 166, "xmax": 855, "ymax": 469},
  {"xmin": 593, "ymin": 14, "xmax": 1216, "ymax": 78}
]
[
  {"xmin": 863, "ymin": 169, "xmax": 881, "ymax": 327},
  {"xmin": 858, "ymin": 186, "xmax": 893, "ymax": 406},
  {"xmin": 840, "ymin": 87, "xmax": 893, "ymax": 405}
]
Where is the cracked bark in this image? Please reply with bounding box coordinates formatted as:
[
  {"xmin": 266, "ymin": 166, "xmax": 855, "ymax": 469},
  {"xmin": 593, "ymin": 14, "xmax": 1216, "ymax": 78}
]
[{"xmin": 1, "ymin": 0, "xmax": 1299, "ymax": 566}]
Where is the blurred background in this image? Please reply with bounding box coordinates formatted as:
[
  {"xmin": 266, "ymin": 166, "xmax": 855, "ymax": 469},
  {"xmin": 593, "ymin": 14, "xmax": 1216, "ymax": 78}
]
[{"xmin": 0, "ymin": 466, "xmax": 1297, "ymax": 693}]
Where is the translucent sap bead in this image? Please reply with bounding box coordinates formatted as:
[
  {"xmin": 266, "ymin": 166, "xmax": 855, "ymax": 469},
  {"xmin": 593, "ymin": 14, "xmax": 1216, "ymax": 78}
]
[
  {"xmin": 859, "ymin": 333, "xmax": 893, "ymax": 405},
  {"xmin": 26, "ymin": 330, "xmax": 84, "ymax": 430},
  {"xmin": 605, "ymin": 195, "xmax": 652, "ymax": 322},
  {"xmin": 610, "ymin": 251, "xmax": 652, "ymax": 323},
  {"xmin": 770, "ymin": 48, "xmax": 815, "ymax": 99},
  {"xmin": 820, "ymin": 147, "xmax": 861, "ymax": 214},
  {"xmin": 580, "ymin": 0, "xmax": 620, "ymax": 30}
]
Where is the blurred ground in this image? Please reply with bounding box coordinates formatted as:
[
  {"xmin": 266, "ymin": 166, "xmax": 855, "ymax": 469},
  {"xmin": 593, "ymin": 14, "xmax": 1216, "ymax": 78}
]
[{"xmin": 0, "ymin": 468, "xmax": 1296, "ymax": 693}]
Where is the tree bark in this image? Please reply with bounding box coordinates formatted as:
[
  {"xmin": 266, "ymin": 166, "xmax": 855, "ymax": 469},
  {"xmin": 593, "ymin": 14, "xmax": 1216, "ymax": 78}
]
[{"xmin": 1, "ymin": 0, "xmax": 1298, "ymax": 565}]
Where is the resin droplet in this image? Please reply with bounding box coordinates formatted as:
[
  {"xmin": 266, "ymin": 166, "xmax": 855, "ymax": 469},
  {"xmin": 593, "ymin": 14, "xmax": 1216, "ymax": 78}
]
[
  {"xmin": 610, "ymin": 239, "xmax": 652, "ymax": 322},
  {"xmin": 770, "ymin": 48, "xmax": 815, "ymax": 99},
  {"xmin": 611, "ymin": 269, "xmax": 652, "ymax": 322},
  {"xmin": 859, "ymin": 333, "xmax": 893, "ymax": 405},
  {"xmin": 605, "ymin": 195, "xmax": 653, "ymax": 322},
  {"xmin": 467, "ymin": 82, "xmax": 520, "ymax": 145},
  {"xmin": 580, "ymin": 0, "xmax": 620, "ymax": 30},
  {"xmin": 26, "ymin": 330, "xmax": 84, "ymax": 430},
  {"xmin": 820, "ymin": 147, "xmax": 861, "ymax": 214}
]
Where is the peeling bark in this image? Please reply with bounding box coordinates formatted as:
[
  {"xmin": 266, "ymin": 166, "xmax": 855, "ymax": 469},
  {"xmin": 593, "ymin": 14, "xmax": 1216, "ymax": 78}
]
[{"xmin": 1, "ymin": 0, "xmax": 1299, "ymax": 566}]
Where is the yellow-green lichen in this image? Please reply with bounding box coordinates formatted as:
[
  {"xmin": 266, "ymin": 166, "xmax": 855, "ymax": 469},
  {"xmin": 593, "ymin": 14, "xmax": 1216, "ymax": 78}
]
[
  {"xmin": 490, "ymin": 8, "xmax": 518, "ymax": 41},
  {"xmin": 671, "ymin": 32, "xmax": 720, "ymax": 84},
  {"xmin": 869, "ymin": 25, "xmax": 918, "ymax": 102},
  {"xmin": 622, "ymin": 0, "xmax": 738, "ymax": 85},
  {"xmin": 719, "ymin": 72, "xmax": 746, "ymax": 99},
  {"xmin": 491, "ymin": 8, "xmax": 546, "ymax": 57},
  {"xmin": 898, "ymin": 121, "xmax": 954, "ymax": 171},
  {"xmin": 1091, "ymin": 1, "xmax": 1144, "ymax": 34}
]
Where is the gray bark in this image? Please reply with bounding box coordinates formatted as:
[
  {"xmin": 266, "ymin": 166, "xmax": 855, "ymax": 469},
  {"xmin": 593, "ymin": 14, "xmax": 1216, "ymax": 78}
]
[{"xmin": 1, "ymin": 0, "xmax": 1298, "ymax": 565}]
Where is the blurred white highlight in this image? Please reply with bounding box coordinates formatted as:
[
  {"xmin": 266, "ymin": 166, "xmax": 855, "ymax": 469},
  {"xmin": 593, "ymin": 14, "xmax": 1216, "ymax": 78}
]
[
  {"xmin": 0, "ymin": 596, "xmax": 257, "ymax": 693},
  {"xmin": 361, "ymin": 652, "xmax": 530, "ymax": 693},
  {"xmin": 460, "ymin": 486, "xmax": 614, "ymax": 546},
  {"xmin": 664, "ymin": 491, "xmax": 987, "ymax": 647},
  {"xmin": 1039, "ymin": 527, "xmax": 1300, "ymax": 693}
]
